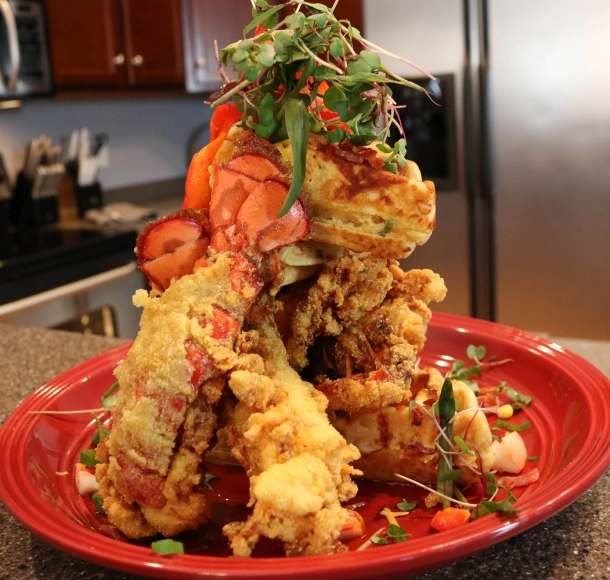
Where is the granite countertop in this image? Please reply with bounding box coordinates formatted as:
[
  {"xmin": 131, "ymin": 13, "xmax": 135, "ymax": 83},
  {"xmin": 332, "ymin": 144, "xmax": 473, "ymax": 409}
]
[{"xmin": 1, "ymin": 323, "xmax": 610, "ymax": 580}]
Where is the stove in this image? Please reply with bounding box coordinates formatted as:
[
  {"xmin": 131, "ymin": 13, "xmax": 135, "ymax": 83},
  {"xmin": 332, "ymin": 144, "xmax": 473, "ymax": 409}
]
[{"xmin": 0, "ymin": 226, "xmax": 138, "ymax": 305}]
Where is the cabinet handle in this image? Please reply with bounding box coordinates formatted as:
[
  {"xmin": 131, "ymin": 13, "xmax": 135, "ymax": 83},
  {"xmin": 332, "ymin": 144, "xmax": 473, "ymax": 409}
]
[
  {"xmin": 112, "ymin": 54, "xmax": 125, "ymax": 66},
  {"xmin": 195, "ymin": 56, "xmax": 207, "ymax": 69},
  {"xmin": 131, "ymin": 55, "xmax": 144, "ymax": 67}
]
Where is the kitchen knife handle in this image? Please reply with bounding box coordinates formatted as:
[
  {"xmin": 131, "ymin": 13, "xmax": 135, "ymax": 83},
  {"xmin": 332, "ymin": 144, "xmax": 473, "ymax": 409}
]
[{"xmin": 0, "ymin": 0, "xmax": 20, "ymax": 92}]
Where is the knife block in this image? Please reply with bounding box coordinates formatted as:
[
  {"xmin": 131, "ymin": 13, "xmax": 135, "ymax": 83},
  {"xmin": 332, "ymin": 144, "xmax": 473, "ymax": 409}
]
[{"xmin": 11, "ymin": 171, "xmax": 59, "ymax": 226}]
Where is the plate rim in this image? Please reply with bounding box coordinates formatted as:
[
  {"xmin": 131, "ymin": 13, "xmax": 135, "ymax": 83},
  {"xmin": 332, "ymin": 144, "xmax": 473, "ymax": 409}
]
[{"xmin": 1, "ymin": 312, "xmax": 610, "ymax": 579}]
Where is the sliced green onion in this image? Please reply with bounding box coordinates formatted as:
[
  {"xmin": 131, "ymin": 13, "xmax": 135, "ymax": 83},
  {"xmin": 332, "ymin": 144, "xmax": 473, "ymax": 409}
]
[
  {"xmin": 91, "ymin": 492, "xmax": 106, "ymax": 515},
  {"xmin": 151, "ymin": 539, "xmax": 185, "ymax": 555},
  {"xmin": 527, "ymin": 456, "xmax": 539, "ymax": 462},
  {"xmin": 496, "ymin": 419, "xmax": 531, "ymax": 432},
  {"xmin": 80, "ymin": 449, "xmax": 100, "ymax": 467}
]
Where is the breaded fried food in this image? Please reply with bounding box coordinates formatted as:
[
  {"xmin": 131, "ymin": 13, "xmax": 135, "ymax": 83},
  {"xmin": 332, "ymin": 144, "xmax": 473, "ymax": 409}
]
[
  {"xmin": 223, "ymin": 316, "xmax": 361, "ymax": 557},
  {"xmin": 330, "ymin": 367, "xmax": 494, "ymax": 485},
  {"xmin": 96, "ymin": 254, "xmax": 263, "ymax": 538},
  {"xmin": 213, "ymin": 125, "xmax": 436, "ymax": 260}
]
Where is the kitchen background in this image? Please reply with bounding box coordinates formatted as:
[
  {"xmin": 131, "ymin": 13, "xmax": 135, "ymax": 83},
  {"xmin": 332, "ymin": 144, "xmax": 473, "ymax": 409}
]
[{"xmin": 1, "ymin": 0, "xmax": 608, "ymax": 340}]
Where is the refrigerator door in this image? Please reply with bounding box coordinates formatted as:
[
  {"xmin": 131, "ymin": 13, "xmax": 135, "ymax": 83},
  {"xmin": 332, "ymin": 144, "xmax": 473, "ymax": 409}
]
[
  {"xmin": 489, "ymin": 0, "xmax": 610, "ymax": 339},
  {"xmin": 363, "ymin": 0, "xmax": 471, "ymax": 317}
]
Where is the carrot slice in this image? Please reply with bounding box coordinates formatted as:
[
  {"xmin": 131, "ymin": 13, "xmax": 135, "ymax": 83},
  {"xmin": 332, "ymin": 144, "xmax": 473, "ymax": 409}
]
[
  {"xmin": 430, "ymin": 507, "xmax": 471, "ymax": 532},
  {"xmin": 210, "ymin": 103, "xmax": 240, "ymax": 142},
  {"xmin": 209, "ymin": 168, "xmax": 261, "ymax": 230},
  {"xmin": 183, "ymin": 131, "xmax": 228, "ymax": 210}
]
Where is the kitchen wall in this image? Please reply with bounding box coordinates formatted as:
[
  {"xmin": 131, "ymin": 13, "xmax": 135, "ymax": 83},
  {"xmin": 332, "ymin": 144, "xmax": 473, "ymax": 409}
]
[
  {"xmin": 0, "ymin": 96, "xmax": 211, "ymax": 190},
  {"xmin": 363, "ymin": 0, "xmax": 471, "ymax": 316}
]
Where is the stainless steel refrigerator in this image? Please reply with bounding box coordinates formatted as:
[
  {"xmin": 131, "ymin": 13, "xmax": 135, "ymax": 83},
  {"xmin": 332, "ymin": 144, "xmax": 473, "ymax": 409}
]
[{"xmin": 365, "ymin": 0, "xmax": 610, "ymax": 340}]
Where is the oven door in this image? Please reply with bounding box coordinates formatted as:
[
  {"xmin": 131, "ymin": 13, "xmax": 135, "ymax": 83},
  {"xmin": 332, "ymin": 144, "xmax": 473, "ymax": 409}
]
[{"xmin": 0, "ymin": 0, "xmax": 53, "ymax": 99}]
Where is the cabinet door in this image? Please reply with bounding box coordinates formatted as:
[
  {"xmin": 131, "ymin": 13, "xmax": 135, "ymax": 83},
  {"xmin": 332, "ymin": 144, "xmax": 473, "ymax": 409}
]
[
  {"xmin": 181, "ymin": 0, "xmax": 253, "ymax": 93},
  {"xmin": 46, "ymin": 0, "xmax": 127, "ymax": 87},
  {"xmin": 121, "ymin": 0, "xmax": 185, "ymax": 86}
]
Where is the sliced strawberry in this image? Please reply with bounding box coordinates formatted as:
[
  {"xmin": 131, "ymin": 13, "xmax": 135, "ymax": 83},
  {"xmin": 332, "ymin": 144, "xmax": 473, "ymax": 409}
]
[
  {"xmin": 227, "ymin": 154, "xmax": 284, "ymax": 182},
  {"xmin": 138, "ymin": 218, "xmax": 203, "ymax": 261},
  {"xmin": 209, "ymin": 167, "xmax": 260, "ymax": 230},
  {"xmin": 235, "ymin": 180, "xmax": 309, "ymax": 251},
  {"xmin": 139, "ymin": 238, "xmax": 209, "ymax": 290}
]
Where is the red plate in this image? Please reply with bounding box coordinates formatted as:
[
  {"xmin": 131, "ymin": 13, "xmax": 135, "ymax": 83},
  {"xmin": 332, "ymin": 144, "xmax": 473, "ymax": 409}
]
[{"xmin": 1, "ymin": 312, "xmax": 610, "ymax": 579}]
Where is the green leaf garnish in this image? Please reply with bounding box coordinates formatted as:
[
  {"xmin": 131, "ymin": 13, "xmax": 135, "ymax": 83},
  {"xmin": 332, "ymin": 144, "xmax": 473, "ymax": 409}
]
[
  {"xmin": 278, "ymin": 97, "xmax": 310, "ymax": 218},
  {"xmin": 485, "ymin": 471, "xmax": 498, "ymax": 496},
  {"xmin": 151, "ymin": 539, "xmax": 185, "ymax": 555},
  {"xmin": 91, "ymin": 491, "xmax": 106, "ymax": 515},
  {"xmin": 527, "ymin": 456, "xmax": 539, "ymax": 461},
  {"xmin": 80, "ymin": 449, "xmax": 100, "ymax": 467},
  {"xmin": 92, "ymin": 413, "xmax": 111, "ymax": 447},
  {"xmin": 453, "ymin": 436, "xmax": 474, "ymax": 456},
  {"xmin": 203, "ymin": 473, "xmax": 220, "ymax": 491},
  {"xmin": 371, "ymin": 534, "xmax": 389, "ymax": 545},
  {"xmin": 438, "ymin": 469, "xmax": 462, "ymax": 482},
  {"xmin": 437, "ymin": 377, "xmax": 456, "ymax": 508},
  {"xmin": 387, "ymin": 523, "xmax": 409, "ymax": 543},
  {"xmin": 496, "ymin": 419, "xmax": 531, "ymax": 432},
  {"xmin": 471, "ymin": 498, "xmax": 518, "ymax": 520},
  {"xmin": 100, "ymin": 382, "xmax": 119, "ymax": 409},
  {"xmin": 397, "ymin": 499, "xmax": 417, "ymax": 512}
]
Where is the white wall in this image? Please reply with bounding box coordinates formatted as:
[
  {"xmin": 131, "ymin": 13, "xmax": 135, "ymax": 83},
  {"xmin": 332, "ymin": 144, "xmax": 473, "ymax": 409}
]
[{"xmin": 0, "ymin": 96, "xmax": 211, "ymax": 189}]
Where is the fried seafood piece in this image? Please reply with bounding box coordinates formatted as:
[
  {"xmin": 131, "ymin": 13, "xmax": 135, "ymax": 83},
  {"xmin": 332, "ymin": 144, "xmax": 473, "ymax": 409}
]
[
  {"xmin": 214, "ymin": 126, "xmax": 436, "ymax": 259},
  {"xmin": 223, "ymin": 316, "xmax": 361, "ymax": 557},
  {"xmin": 330, "ymin": 367, "xmax": 494, "ymax": 485},
  {"xmin": 281, "ymin": 253, "xmax": 395, "ymax": 371},
  {"xmin": 96, "ymin": 253, "xmax": 264, "ymax": 538}
]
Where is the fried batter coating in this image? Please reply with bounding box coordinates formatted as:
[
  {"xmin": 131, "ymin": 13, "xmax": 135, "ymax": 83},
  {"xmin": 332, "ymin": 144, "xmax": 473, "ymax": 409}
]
[
  {"xmin": 330, "ymin": 367, "xmax": 493, "ymax": 485},
  {"xmin": 96, "ymin": 254, "xmax": 263, "ymax": 538},
  {"xmin": 282, "ymin": 254, "xmax": 394, "ymax": 370},
  {"xmin": 223, "ymin": 315, "xmax": 361, "ymax": 557}
]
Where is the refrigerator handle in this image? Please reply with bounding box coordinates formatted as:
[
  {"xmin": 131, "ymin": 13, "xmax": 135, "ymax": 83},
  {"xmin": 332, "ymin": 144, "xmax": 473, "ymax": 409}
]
[{"xmin": 0, "ymin": 0, "xmax": 20, "ymax": 92}]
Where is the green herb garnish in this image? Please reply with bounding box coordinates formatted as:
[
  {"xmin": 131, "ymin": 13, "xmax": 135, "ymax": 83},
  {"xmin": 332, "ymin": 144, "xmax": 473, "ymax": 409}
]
[
  {"xmin": 437, "ymin": 377, "xmax": 456, "ymax": 508},
  {"xmin": 387, "ymin": 523, "xmax": 409, "ymax": 543},
  {"xmin": 453, "ymin": 435, "xmax": 474, "ymax": 456},
  {"xmin": 151, "ymin": 539, "xmax": 185, "ymax": 555},
  {"xmin": 203, "ymin": 473, "xmax": 220, "ymax": 491},
  {"xmin": 100, "ymin": 382, "xmax": 119, "ymax": 409},
  {"xmin": 378, "ymin": 219, "xmax": 394, "ymax": 237},
  {"xmin": 396, "ymin": 499, "xmax": 417, "ymax": 512},
  {"xmin": 80, "ymin": 449, "xmax": 100, "ymax": 467},
  {"xmin": 527, "ymin": 456, "xmax": 539, "ymax": 461},
  {"xmin": 212, "ymin": 1, "xmax": 433, "ymax": 215},
  {"xmin": 496, "ymin": 419, "xmax": 531, "ymax": 432},
  {"xmin": 498, "ymin": 382, "xmax": 533, "ymax": 406},
  {"xmin": 471, "ymin": 498, "xmax": 518, "ymax": 520},
  {"xmin": 91, "ymin": 491, "xmax": 106, "ymax": 515},
  {"xmin": 91, "ymin": 413, "xmax": 111, "ymax": 447},
  {"xmin": 370, "ymin": 534, "xmax": 389, "ymax": 545}
]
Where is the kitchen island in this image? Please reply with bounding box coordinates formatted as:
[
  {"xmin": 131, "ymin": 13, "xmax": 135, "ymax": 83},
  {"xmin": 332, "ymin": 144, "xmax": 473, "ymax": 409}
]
[{"xmin": 1, "ymin": 322, "xmax": 609, "ymax": 580}]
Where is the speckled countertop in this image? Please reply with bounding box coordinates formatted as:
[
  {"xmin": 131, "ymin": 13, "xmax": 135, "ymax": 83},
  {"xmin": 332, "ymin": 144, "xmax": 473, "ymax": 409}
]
[{"xmin": 1, "ymin": 323, "xmax": 609, "ymax": 580}]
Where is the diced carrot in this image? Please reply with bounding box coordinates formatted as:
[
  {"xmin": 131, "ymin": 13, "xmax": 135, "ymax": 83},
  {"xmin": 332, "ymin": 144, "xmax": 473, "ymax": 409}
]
[
  {"xmin": 430, "ymin": 507, "xmax": 471, "ymax": 532},
  {"xmin": 210, "ymin": 103, "xmax": 240, "ymax": 142},
  {"xmin": 183, "ymin": 131, "xmax": 228, "ymax": 210}
]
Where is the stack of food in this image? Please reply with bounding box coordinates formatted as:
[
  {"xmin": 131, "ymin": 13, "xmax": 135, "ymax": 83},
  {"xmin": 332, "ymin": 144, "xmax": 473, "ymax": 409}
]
[{"xmin": 90, "ymin": 1, "xmax": 536, "ymax": 557}]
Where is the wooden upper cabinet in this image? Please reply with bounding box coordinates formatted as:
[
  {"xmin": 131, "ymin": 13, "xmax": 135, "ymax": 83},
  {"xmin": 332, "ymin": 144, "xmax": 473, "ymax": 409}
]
[
  {"xmin": 182, "ymin": 0, "xmax": 254, "ymax": 92},
  {"xmin": 121, "ymin": 0, "xmax": 184, "ymax": 86},
  {"xmin": 47, "ymin": 0, "xmax": 127, "ymax": 87}
]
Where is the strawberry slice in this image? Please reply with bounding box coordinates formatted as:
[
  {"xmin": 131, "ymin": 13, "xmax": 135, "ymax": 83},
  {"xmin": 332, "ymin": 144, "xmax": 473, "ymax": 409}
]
[{"xmin": 138, "ymin": 217, "xmax": 203, "ymax": 261}]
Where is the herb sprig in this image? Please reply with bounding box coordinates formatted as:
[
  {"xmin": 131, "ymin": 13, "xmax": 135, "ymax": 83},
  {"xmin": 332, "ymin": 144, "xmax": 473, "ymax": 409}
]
[
  {"xmin": 211, "ymin": 0, "xmax": 433, "ymax": 216},
  {"xmin": 448, "ymin": 344, "xmax": 513, "ymax": 394}
]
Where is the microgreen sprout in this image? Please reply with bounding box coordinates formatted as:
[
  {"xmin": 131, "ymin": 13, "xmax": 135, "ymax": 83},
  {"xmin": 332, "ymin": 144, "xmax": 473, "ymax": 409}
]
[
  {"xmin": 80, "ymin": 449, "xmax": 100, "ymax": 467},
  {"xmin": 448, "ymin": 344, "xmax": 513, "ymax": 393},
  {"xmin": 397, "ymin": 499, "xmax": 417, "ymax": 512},
  {"xmin": 211, "ymin": 0, "xmax": 434, "ymax": 216},
  {"xmin": 100, "ymin": 382, "xmax": 119, "ymax": 409},
  {"xmin": 92, "ymin": 413, "xmax": 111, "ymax": 447},
  {"xmin": 203, "ymin": 473, "xmax": 220, "ymax": 491}
]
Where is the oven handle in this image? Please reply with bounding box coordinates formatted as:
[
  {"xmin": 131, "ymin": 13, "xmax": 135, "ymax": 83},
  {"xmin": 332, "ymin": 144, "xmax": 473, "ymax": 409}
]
[{"xmin": 0, "ymin": 0, "xmax": 20, "ymax": 92}]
